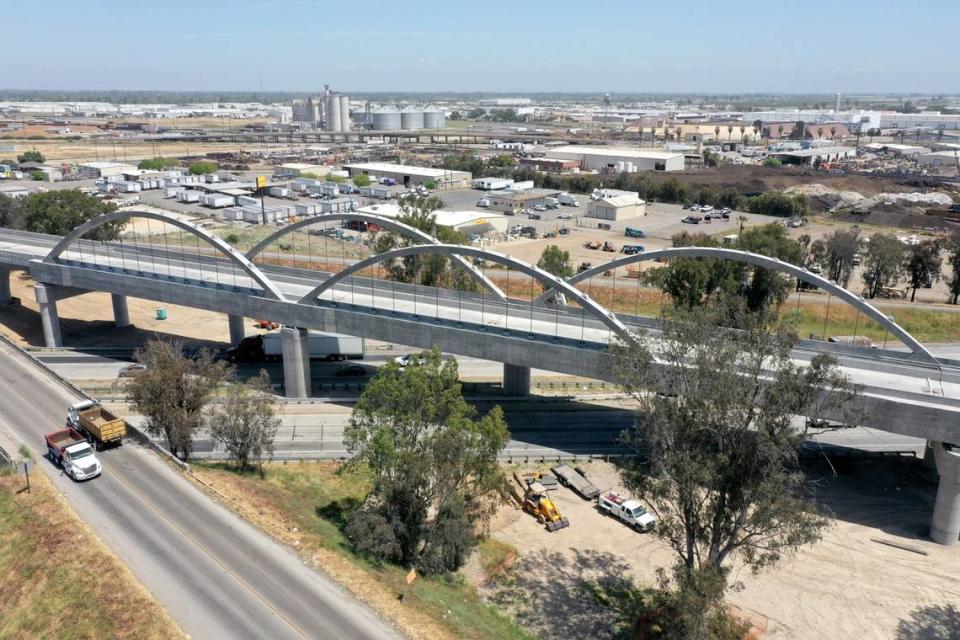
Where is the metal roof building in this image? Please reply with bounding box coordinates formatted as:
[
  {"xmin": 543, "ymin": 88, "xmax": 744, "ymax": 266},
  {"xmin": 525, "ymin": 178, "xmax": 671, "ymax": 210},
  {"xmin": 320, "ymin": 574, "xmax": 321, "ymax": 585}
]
[
  {"xmin": 547, "ymin": 146, "xmax": 685, "ymax": 172},
  {"xmin": 343, "ymin": 162, "xmax": 471, "ymax": 188}
]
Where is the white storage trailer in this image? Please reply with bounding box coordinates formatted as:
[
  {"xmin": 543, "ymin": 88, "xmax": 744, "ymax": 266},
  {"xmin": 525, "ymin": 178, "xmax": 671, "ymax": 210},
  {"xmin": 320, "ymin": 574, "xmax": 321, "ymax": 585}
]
[{"xmin": 260, "ymin": 331, "xmax": 362, "ymax": 359}]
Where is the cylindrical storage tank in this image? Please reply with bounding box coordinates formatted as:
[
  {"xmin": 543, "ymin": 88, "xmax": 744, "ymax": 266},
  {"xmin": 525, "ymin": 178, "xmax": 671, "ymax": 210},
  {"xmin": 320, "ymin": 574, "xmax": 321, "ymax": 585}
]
[
  {"xmin": 372, "ymin": 107, "xmax": 401, "ymax": 131},
  {"xmin": 339, "ymin": 96, "xmax": 350, "ymax": 132},
  {"xmin": 401, "ymin": 106, "xmax": 424, "ymax": 130},
  {"xmin": 326, "ymin": 95, "xmax": 341, "ymax": 132},
  {"xmin": 423, "ymin": 106, "xmax": 445, "ymax": 129}
]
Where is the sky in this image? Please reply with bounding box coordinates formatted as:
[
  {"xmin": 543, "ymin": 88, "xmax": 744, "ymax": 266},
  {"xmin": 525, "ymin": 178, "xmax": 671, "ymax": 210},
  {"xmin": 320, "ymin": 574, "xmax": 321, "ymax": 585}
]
[{"xmin": 4, "ymin": 0, "xmax": 959, "ymax": 94}]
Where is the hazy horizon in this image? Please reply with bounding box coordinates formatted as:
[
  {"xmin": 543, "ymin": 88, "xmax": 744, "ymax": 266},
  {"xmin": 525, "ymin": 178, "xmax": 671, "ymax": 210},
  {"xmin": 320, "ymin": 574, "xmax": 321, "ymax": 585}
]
[{"xmin": 6, "ymin": 0, "xmax": 960, "ymax": 94}]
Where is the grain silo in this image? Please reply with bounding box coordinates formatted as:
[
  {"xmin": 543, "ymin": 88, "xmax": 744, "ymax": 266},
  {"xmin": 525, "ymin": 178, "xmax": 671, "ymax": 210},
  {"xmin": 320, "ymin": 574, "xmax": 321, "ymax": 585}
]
[
  {"xmin": 372, "ymin": 107, "xmax": 401, "ymax": 131},
  {"xmin": 400, "ymin": 105, "xmax": 425, "ymax": 130},
  {"xmin": 339, "ymin": 95, "xmax": 350, "ymax": 132},
  {"xmin": 325, "ymin": 94, "xmax": 341, "ymax": 132},
  {"xmin": 423, "ymin": 106, "xmax": 445, "ymax": 129}
]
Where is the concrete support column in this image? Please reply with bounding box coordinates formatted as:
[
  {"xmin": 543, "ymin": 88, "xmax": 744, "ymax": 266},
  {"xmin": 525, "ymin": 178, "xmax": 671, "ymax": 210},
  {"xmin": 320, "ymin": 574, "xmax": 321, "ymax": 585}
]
[
  {"xmin": 931, "ymin": 442, "xmax": 960, "ymax": 545},
  {"xmin": 923, "ymin": 441, "xmax": 938, "ymax": 471},
  {"xmin": 34, "ymin": 284, "xmax": 63, "ymax": 348},
  {"xmin": 503, "ymin": 363, "xmax": 531, "ymax": 396},
  {"xmin": 281, "ymin": 326, "xmax": 311, "ymax": 399},
  {"xmin": 228, "ymin": 314, "xmax": 246, "ymax": 346},
  {"xmin": 0, "ymin": 268, "xmax": 10, "ymax": 304},
  {"xmin": 111, "ymin": 293, "xmax": 130, "ymax": 328}
]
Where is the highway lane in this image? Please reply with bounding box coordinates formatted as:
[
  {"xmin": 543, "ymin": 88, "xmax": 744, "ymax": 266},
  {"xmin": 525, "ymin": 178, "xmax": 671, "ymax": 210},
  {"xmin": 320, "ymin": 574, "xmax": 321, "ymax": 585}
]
[{"xmin": 0, "ymin": 339, "xmax": 400, "ymax": 640}]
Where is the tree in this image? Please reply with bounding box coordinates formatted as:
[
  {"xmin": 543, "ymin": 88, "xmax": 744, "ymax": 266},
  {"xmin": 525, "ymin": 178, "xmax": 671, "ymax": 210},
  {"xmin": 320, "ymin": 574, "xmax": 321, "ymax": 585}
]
[
  {"xmin": 489, "ymin": 154, "xmax": 516, "ymax": 168},
  {"xmin": 352, "ymin": 173, "xmax": 371, "ymax": 187},
  {"xmin": 325, "ymin": 173, "xmax": 346, "ymax": 183},
  {"xmin": 138, "ymin": 157, "xmax": 180, "ymax": 170},
  {"xmin": 736, "ymin": 223, "xmax": 802, "ymax": 311},
  {"xmin": 727, "ymin": 125, "xmax": 734, "ymax": 141},
  {"xmin": 19, "ymin": 191, "xmax": 122, "ymax": 239},
  {"xmin": 0, "ymin": 193, "xmax": 24, "ymax": 230},
  {"xmin": 128, "ymin": 340, "xmax": 231, "ymax": 460},
  {"xmin": 947, "ymin": 235, "xmax": 960, "ymax": 305},
  {"xmin": 207, "ymin": 371, "xmax": 280, "ymax": 476},
  {"xmin": 17, "ymin": 150, "xmax": 44, "ymax": 164},
  {"xmin": 373, "ymin": 195, "xmax": 476, "ymax": 290},
  {"xmin": 904, "ymin": 239, "xmax": 943, "ymax": 302},
  {"xmin": 862, "ymin": 234, "xmax": 906, "ymax": 298},
  {"xmin": 762, "ymin": 158, "xmax": 783, "ymax": 168},
  {"xmin": 614, "ymin": 301, "xmax": 857, "ymax": 638},
  {"xmin": 30, "ymin": 170, "xmax": 45, "ymax": 181},
  {"xmin": 344, "ymin": 348, "xmax": 509, "ymax": 573},
  {"xmin": 0, "ymin": 158, "xmax": 19, "ymax": 169},
  {"xmin": 422, "ymin": 179, "xmax": 436, "ymax": 190},
  {"xmin": 537, "ymin": 244, "xmax": 573, "ymax": 278},
  {"xmin": 822, "ymin": 228, "xmax": 861, "ymax": 288},
  {"xmin": 449, "ymin": 111, "xmax": 463, "ymax": 121},
  {"xmin": 187, "ymin": 161, "xmax": 217, "ymax": 175}
]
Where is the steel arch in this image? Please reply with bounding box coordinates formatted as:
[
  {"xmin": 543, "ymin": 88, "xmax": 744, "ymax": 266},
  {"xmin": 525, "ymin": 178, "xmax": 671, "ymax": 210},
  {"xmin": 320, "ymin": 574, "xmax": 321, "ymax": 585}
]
[
  {"xmin": 245, "ymin": 212, "xmax": 506, "ymax": 300},
  {"xmin": 45, "ymin": 210, "xmax": 285, "ymax": 300},
  {"xmin": 537, "ymin": 246, "xmax": 936, "ymax": 363},
  {"xmin": 299, "ymin": 243, "xmax": 631, "ymax": 339}
]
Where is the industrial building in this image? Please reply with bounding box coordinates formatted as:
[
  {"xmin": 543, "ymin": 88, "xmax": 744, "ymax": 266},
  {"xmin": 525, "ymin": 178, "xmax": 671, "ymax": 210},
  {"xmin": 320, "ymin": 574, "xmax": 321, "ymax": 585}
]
[
  {"xmin": 292, "ymin": 97, "xmax": 320, "ymax": 125},
  {"xmin": 518, "ymin": 157, "xmax": 581, "ymax": 173},
  {"xmin": 919, "ymin": 150, "xmax": 960, "ymax": 167},
  {"xmin": 587, "ymin": 190, "xmax": 645, "ymax": 221},
  {"xmin": 343, "ymin": 162, "xmax": 471, "ymax": 189},
  {"xmin": 78, "ymin": 161, "xmax": 138, "ymax": 178},
  {"xmin": 356, "ymin": 202, "xmax": 508, "ymax": 235},
  {"xmin": 485, "ymin": 189, "xmax": 560, "ymax": 214},
  {"xmin": 548, "ymin": 146, "xmax": 685, "ymax": 172},
  {"xmin": 769, "ymin": 146, "xmax": 857, "ymax": 166}
]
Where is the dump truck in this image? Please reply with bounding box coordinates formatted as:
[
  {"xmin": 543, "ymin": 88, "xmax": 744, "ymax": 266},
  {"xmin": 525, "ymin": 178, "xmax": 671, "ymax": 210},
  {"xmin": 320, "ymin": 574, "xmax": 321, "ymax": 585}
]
[
  {"xmin": 67, "ymin": 400, "xmax": 126, "ymax": 449},
  {"xmin": 521, "ymin": 482, "xmax": 570, "ymax": 532},
  {"xmin": 597, "ymin": 491, "xmax": 656, "ymax": 532},
  {"xmin": 228, "ymin": 330, "xmax": 364, "ymax": 363},
  {"xmin": 45, "ymin": 427, "xmax": 102, "ymax": 481},
  {"xmin": 551, "ymin": 464, "xmax": 600, "ymax": 500}
]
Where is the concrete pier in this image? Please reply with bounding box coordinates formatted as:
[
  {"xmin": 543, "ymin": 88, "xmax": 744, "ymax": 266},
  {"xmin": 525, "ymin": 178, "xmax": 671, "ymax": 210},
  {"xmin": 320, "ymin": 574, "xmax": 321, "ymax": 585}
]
[
  {"xmin": 35, "ymin": 283, "xmax": 63, "ymax": 348},
  {"xmin": 228, "ymin": 314, "xmax": 246, "ymax": 346},
  {"xmin": 0, "ymin": 268, "xmax": 10, "ymax": 304},
  {"xmin": 503, "ymin": 363, "xmax": 531, "ymax": 396},
  {"xmin": 111, "ymin": 293, "xmax": 130, "ymax": 328},
  {"xmin": 931, "ymin": 441, "xmax": 960, "ymax": 546},
  {"xmin": 281, "ymin": 326, "xmax": 311, "ymax": 398}
]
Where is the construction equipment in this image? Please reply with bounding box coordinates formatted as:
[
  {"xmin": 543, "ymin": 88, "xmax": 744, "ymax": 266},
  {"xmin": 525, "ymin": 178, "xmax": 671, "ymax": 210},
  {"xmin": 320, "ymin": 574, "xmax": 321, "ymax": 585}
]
[
  {"xmin": 254, "ymin": 319, "xmax": 280, "ymax": 329},
  {"xmin": 577, "ymin": 262, "xmax": 592, "ymax": 273},
  {"xmin": 522, "ymin": 483, "xmax": 570, "ymax": 531},
  {"xmin": 583, "ymin": 241, "xmax": 601, "ymax": 250},
  {"xmin": 512, "ymin": 471, "xmax": 569, "ymax": 531},
  {"xmin": 601, "ymin": 241, "xmax": 616, "ymax": 252}
]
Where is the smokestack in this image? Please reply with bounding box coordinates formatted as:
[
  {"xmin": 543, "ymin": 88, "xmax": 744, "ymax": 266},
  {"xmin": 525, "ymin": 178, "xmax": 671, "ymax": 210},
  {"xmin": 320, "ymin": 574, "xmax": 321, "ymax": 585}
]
[{"xmin": 835, "ymin": 92, "xmax": 841, "ymax": 112}]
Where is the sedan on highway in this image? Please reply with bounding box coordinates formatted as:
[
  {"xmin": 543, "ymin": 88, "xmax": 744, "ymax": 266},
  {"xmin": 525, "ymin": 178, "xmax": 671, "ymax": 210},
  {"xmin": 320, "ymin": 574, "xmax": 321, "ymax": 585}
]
[{"xmin": 336, "ymin": 364, "xmax": 367, "ymax": 377}]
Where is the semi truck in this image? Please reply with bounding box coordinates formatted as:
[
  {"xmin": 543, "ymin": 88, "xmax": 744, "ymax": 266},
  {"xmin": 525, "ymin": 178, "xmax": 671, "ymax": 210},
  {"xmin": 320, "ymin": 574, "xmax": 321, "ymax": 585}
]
[
  {"xmin": 597, "ymin": 492, "xmax": 656, "ymax": 532},
  {"xmin": 45, "ymin": 427, "xmax": 102, "ymax": 481},
  {"xmin": 227, "ymin": 330, "xmax": 364, "ymax": 363},
  {"xmin": 558, "ymin": 193, "xmax": 579, "ymax": 206},
  {"xmin": 67, "ymin": 400, "xmax": 126, "ymax": 449}
]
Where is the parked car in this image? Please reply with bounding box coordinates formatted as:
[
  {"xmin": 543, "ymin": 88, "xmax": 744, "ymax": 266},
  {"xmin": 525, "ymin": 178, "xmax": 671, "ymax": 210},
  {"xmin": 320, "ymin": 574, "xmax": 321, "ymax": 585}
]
[
  {"xmin": 118, "ymin": 363, "xmax": 146, "ymax": 378},
  {"xmin": 681, "ymin": 215, "xmax": 702, "ymax": 224}
]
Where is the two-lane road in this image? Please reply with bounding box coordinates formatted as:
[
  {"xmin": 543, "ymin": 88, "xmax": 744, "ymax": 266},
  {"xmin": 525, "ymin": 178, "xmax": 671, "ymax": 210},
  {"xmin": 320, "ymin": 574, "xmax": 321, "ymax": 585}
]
[{"xmin": 0, "ymin": 338, "xmax": 399, "ymax": 640}]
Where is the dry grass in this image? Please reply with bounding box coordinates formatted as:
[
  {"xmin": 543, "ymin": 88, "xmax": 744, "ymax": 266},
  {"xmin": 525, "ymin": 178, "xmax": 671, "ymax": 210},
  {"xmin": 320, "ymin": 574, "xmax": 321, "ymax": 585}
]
[
  {"xmin": 189, "ymin": 462, "xmax": 535, "ymax": 640},
  {"xmin": 0, "ymin": 472, "xmax": 184, "ymax": 640}
]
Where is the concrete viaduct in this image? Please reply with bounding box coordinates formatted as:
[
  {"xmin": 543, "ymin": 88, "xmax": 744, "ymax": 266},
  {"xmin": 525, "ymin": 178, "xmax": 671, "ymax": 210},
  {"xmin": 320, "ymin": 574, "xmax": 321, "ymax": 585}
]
[{"xmin": 0, "ymin": 210, "xmax": 958, "ymax": 545}]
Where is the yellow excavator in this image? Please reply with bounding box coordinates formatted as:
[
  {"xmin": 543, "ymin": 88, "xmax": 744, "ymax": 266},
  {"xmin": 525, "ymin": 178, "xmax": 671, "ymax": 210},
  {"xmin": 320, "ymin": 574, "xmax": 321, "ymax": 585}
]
[{"xmin": 519, "ymin": 481, "xmax": 570, "ymax": 532}]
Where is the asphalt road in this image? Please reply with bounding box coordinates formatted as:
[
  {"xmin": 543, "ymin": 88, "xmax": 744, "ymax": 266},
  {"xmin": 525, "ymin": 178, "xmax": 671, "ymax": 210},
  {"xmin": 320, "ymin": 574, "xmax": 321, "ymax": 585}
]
[{"xmin": 0, "ymin": 339, "xmax": 400, "ymax": 640}]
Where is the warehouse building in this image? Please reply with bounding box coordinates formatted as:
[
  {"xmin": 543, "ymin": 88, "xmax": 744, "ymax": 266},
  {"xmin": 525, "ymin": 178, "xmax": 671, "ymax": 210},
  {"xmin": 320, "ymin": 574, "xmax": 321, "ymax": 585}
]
[
  {"xmin": 356, "ymin": 203, "xmax": 508, "ymax": 235},
  {"xmin": 343, "ymin": 162, "xmax": 471, "ymax": 188},
  {"xmin": 769, "ymin": 146, "xmax": 857, "ymax": 166},
  {"xmin": 485, "ymin": 188, "xmax": 559, "ymax": 214},
  {"xmin": 78, "ymin": 161, "xmax": 138, "ymax": 178},
  {"xmin": 587, "ymin": 190, "xmax": 645, "ymax": 221},
  {"xmin": 919, "ymin": 150, "xmax": 960, "ymax": 167},
  {"xmin": 547, "ymin": 146, "xmax": 685, "ymax": 172},
  {"xmin": 518, "ymin": 157, "xmax": 581, "ymax": 173}
]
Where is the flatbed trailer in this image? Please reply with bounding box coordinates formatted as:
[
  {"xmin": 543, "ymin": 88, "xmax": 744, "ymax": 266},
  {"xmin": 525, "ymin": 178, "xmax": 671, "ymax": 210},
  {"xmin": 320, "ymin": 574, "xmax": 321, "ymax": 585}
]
[{"xmin": 551, "ymin": 464, "xmax": 600, "ymax": 500}]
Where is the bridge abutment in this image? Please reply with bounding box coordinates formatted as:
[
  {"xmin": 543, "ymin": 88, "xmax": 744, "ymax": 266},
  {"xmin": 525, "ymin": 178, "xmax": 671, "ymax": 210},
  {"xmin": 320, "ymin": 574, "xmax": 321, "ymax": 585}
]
[
  {"xmin": 34, "ymin": 283, "xmax": 63, "ymax": 348},
  {"xmin": 111, "ymin": 293, "xmax": 130, "ymax": 328},
  {"xmin": 0, "ymin": 268, "xmax": 10, "ymax": 304},
  {"xmin": 228, "ymin": 314, "xmax": 246, "ymax": 345},
  {"xmin": 503, "ymin": 363, "xmax": 531, "ymax": 396},
  {"xmin": 281, "ymin": 326, "xmax": 311, "ymax": 398},
  {"xmin": 930, "ymin": 441, "xmax": 960, "ymax": 546}
]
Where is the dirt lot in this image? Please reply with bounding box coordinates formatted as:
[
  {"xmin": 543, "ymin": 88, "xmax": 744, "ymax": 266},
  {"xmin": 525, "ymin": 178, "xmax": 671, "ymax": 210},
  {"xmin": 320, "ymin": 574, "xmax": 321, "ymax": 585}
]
[
  {"xmin": 481, "ymin": 459, "xmax": 960, "ymax": 640},
  {"xmin": 0, "ymin": 272, "xmax": 230, "ymax": 347}
]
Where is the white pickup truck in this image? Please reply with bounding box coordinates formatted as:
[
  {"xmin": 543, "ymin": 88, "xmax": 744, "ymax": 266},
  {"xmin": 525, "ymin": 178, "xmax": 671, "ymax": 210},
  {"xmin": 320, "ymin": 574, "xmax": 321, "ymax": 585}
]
[{"xmin": 597, "ymin": 492, "xmax": 656, "ymax": 532}]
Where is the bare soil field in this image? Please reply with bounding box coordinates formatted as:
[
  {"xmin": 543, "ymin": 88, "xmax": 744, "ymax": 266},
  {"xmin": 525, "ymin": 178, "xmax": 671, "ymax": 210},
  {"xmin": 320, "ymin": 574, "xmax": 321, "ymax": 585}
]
[
  {"xmin": 0, "ymin": 272, "xmax": 230, "ymax": 347},
  {"xmin": 483, "ymin": 458, "xmax": 960, "ymax": 640}
]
